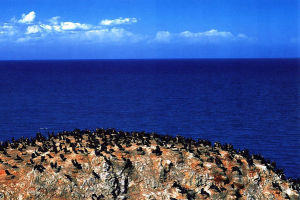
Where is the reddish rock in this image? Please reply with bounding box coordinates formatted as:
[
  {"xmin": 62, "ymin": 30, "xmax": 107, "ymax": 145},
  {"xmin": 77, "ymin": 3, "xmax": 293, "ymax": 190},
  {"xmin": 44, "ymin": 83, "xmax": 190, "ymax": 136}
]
[{"xmin": 0, "ymin": 129, "xmax": 299, "ymax": 199}]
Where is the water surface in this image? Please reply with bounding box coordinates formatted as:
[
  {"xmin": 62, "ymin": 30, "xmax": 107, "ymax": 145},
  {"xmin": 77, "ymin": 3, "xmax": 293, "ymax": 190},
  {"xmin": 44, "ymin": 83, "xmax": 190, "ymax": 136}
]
[{"xmin": 0, "ymin": 59, "xmax": 299, "ymax": 177}]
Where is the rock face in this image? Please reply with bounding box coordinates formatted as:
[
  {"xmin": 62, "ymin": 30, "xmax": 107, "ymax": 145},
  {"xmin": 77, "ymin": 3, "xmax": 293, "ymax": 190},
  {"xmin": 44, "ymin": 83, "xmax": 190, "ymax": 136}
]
[{"xmin": 0, "ymin": 129, "xmax": 299, "ymax": 200}]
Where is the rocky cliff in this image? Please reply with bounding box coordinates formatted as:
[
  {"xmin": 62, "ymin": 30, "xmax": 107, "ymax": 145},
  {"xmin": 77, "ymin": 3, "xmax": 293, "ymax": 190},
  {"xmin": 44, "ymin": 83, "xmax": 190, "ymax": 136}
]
[{"xmin": 0, "ymin": 128, "xmax": 299, "ymax": 200}]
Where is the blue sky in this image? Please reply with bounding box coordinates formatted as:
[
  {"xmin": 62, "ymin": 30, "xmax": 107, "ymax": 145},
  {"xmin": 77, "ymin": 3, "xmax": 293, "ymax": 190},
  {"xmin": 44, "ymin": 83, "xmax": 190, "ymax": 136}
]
[{"xmin": 0, "ymin": 0, "xmax": 299, "ymax": 59}]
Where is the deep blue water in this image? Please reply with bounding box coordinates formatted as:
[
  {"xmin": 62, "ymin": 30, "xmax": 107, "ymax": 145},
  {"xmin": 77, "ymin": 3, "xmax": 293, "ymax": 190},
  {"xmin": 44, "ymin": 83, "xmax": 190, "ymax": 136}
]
[{"xmin": 0, "ymin": 59, "xmax": 299, "ymax": 177}]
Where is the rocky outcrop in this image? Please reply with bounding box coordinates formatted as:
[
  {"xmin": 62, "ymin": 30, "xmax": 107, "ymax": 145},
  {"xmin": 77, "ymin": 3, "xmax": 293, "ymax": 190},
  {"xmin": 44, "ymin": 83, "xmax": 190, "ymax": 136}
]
[{"xmin": 0, "ymin": 128, "xmax": 299, "ymax": 199}]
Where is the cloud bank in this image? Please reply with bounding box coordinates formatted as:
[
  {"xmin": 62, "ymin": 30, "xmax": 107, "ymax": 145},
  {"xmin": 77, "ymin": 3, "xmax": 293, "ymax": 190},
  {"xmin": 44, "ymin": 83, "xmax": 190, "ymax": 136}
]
[
  {"xmin": 0, "ymin": 11, "xmax": 250, "ymax": 45},
  {"xmin": 153, "ymin": 29, "xmax": 249, "ymax": 44}
]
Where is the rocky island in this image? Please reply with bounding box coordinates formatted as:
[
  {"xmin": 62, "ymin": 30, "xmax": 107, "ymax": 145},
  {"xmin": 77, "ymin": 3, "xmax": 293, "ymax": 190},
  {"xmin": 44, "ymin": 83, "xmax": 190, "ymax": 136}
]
[{"xmin": 0, "ymin": 128, "xmax": 299, "ymax": 199}]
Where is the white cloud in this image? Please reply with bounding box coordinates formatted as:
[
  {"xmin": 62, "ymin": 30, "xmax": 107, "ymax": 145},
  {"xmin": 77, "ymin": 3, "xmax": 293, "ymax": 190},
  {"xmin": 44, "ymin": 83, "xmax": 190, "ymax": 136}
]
[
  {"xmin": 0, "ymin": 24, "xmax": 16, "ymax": 41},
  {"xmin": 26, "ymin": 25, "xmax": 40, "ymax": 34},
  {"xmin": 1, "ymin": 12, "xmax": 143, "ymax": 43},
  {"xmin": 40, "ymin": 24, "xmax": 52, "ymax": 31},
  {"xmin": 60, "ymin": 22, "xmax": 90, "ymax": 30},
  {"xmin": 237, "ymin": 33, "xmax": 248, "ymax": 39},
  {"xmin": 100, "ymin": 17, "xmax": 137, "ymax": 26},
  {"xmin": 179, "ymin": 29, "xmax": 234, "ymax": 39},
  {"xmin": 153, "ymin": 29, "xmax": 249, "ymax": 44},
  {"xmin": 53, "ymin": 25, "xmax": 62, "ymax": 32},
  {"xmin": 1, "ymin": 24, "xmax": 14, "ymax": 30},
  {"xmin": 18, "ymin": 11, "xmax": 36, "ymax": 24},
  {"xmin": 204, "ymin": 29, "xmax": 233, "ymax": 37},
  {"xmin": 1, "ymin": 10, "xmax": 252, "ymax": 46},
  {"xmin": 84, "ymin": 28, "xmax": 139, "ymax": 43},
  {"xmin": 110, "ymin": 28, "xmax": 133, "ymax": 38},
  {"xmin": 49, "ymin": 16, "xmax": 60, "ymax": 25},
  {"xmin": 154, "ymin": 31, "xmax": 171, "ymax": 42},
  {"xmin": 16, "ymin": 37, "xmax": 32, "ymax": 43}
]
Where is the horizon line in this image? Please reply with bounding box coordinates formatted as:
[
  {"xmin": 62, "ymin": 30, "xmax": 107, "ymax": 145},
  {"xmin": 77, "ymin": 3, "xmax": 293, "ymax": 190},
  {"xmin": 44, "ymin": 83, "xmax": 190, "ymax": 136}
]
[{"xmin": 0, "ymin": 57, "xmax": 299, "ymax": 62}]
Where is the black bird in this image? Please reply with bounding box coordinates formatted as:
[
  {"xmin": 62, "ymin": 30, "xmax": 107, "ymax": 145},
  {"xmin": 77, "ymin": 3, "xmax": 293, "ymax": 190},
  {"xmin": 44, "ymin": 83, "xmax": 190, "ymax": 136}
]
[
  {"xmin": 72, "ymin": 146, "xmax": 78, "ymax": 154},
  {"xmin": 136, "ymin": 147, "xmax": 145, "ymax": 155},
  {"xmin": 207, "ymin": 157, "xmax": 214, "ymax": 163},
  {"xmin": 59, "ymin": 154, "xmax": 66, "ymax": 161},
  {"xmin": 232, "ymin": 166, "xmax": 242, "ymax": 175},
  {"xmin": 5, "ymin": 169, "xmax": 15, "ymax": 179},
  {"xmin": 215, "ymin": 157, "xmax": 223, "ymax": 166},
  {"xmin": 34, "ymin": 151, "xmax": 40, "ymax": 156},
  {"xmin": 31, "ymin": 153, "xmax": 37, "ymax": 159},
  {"xmin": 123, "ymin": 159, "xmax": 133, "ymax": 171},
  {"xmin": 66, "ymin": 138, "xmax": 71, "ymax": 144},
  {"xmin": 235, "ymin": 189, "xmax": 242, "ymax": 198},
  {"xmin": 5, "ymin": 169, "xmax": 11, "ymax": 175},
  {"xmin": 47, "ymin": 154, "xmax": 53, "ymax": 158},
  {"xmin": 152, "ymin": 146, "xmax": 162, "ymax": 156},
  {"xmin": 78, "ymin": 149, "xmax": 85, "ymax": 154},
  {"xmin": 50, "ymin": 162, "xmax": 55, "ymax": 169},
  {"xmin": 64, "ymin": 174, "xmax": 73, "ymax": 182},
  {"xmin": 55, "ymin": 166, "xmax": 61, "ymax": 173},
  {"xmin": 275, "ymin": 168, "xmax": 286, "ymax": 180},
  {"xmin": 200, "ymin": 188, "xmax": 210, "ymax": 197},
  {"xmin": 116, "ymin": 143, "xmax": 124, "ymax": 151},
  {"xmin": 272, "ymin": 182, "xmax": 282, "ymax": 192},
  {"xmin": 15, "ymin": 155, "xmax": 23, "ymax": 162},
  {"xmin": 52, "ymin": 146, "xmax": 58, "ymax": 154},
  {"xmin": 236, "ymin": 159, "xmax": 243, "ymax": 166},
  {"xmin": 210, "ymin": 184, "xmax": 221, "ymax": 193},
  {"xmin": 71, "ymin": 159, "xmax": 82, "ymax": 170},
  {"xmin": 91, "ymin": 194, "xmax": 104, "ymax": 200},
  {"xmin": 34, "ymin": 164, "xmax": 45, "ymax": 173},
  {"xmin": 63, "ymin": 146, "xmax": 71, "ymax": 154},
  {"xmin": 3, "ymin": 150, "xmax": 11, "ymax": 157},
  {"xmin": 103, "ymin": 156, "xmax": 112, "ymax": 166},
  {"xmin": 92, "ymin": 171, "xmax": 100, "ymax": 179},
  {"xmin": 94, "ymin": 149, "xmax": 102, "ymax": 157},
  {"xmin": 247, "ymin": 157, "xmax": 254, "ymax": 167}
]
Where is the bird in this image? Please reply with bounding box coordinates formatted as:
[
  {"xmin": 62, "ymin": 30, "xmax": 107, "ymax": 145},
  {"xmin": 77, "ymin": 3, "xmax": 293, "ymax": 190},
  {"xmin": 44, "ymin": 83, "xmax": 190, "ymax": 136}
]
[
  {"xmin": 92, "ymin": 171, "xmax": 100, "ymax": 179},
  {"xmin": 5, "ymin": 169, "xmax": 15, "ymax": 179},
  {"xmin": 5, "ymin": 169, "xmax": 11, "ymax": 176},
  {"xmin": 272, "ymin": 182, "xmax": 282, "ymax": 191},
  {"xmin": 232, "ymin": 166, "xmax": 242, "ymax": 175},
  {"xmin": 15, "ymin": 155, "xmax": 23, "ymax": 162},
  {"xmin": 200, "ymin": 188, "xmax": 210, "ymax": 197},
  {"xmin": 59, "ymin": 154, "xmax": 66, "ymax": 161},
  {"xmin": 55, "ymin": 166, "xmax": 61, "ymax": 173},
  {"xmin": 64, "ymin": 174, "xmax": 73, "ymax": 183},
  {"xmin": 152, "ymin": 146, "xmax": 162, "ymax": 156},
  {"xmin": 34, "ymin": 164, "xmax": 45, "ymax": 173},
  {"xmin": 31, "ymin": 153, "xmax": 37, "ymax": 159},
  {"xmin": 210, "ymin": 184, "xmax": 221, "ymax": 193},
  {"xmin": 71, "ymin": 159, "xmax": 82, "ymax": 170},
  {"xmin": 91, "ymin": 194, "xmax": 104, "ymax": 200},
  {"xmin": 47, "ymin": 154, "xmax": 53, "ymax": 158}
]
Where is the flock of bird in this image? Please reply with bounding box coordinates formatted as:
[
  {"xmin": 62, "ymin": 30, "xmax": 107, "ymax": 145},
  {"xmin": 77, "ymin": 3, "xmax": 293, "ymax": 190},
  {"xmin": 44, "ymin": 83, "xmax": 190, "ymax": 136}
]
[{"xmin": 0, "ymin": 128, "xmax": 299, "ymax": 199}]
